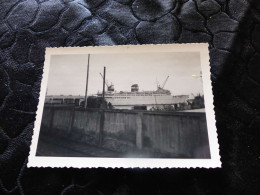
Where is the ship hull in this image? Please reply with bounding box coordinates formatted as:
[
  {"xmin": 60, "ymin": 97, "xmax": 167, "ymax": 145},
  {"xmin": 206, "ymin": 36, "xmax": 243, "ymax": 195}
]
[{"xmin": 105, "ymin": 95, "xmax": 189, "ymax": 108}]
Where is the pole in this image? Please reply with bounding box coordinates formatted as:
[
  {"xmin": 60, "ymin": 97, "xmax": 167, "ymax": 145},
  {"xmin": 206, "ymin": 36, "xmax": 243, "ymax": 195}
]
[
  {"xmin": 99, "ymin": 66, "xmax": 106, "ymax": 146},
  {"xmin": 84, "ymin": 54, "xmax": 90, "ymax": 109},
  {"xmin": 102, "ymin": 67, "xmax": 106, "ymax": 107}
]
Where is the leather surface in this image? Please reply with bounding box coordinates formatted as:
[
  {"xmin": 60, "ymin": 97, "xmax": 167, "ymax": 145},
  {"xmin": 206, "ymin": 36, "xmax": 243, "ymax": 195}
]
[{"xmin": 0, "ymin": 0, "xmax": 259, "ymax": 194}]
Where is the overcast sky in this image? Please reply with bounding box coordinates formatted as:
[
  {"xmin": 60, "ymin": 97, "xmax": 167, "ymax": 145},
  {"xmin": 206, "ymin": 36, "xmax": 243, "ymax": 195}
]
[{"xmin": 47, "ymin": 52, "xmax": 203, "ymax": 96}]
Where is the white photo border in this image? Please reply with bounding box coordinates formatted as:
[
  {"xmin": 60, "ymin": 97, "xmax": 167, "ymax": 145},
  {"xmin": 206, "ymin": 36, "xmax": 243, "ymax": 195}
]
[{"xmin": 28, "ymin": 43, "xmax": 221, "ymax": 168}]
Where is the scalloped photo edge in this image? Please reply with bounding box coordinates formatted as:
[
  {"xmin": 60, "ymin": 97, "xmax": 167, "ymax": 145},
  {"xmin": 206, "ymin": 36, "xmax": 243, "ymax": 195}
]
[{"xmin": 28, "ymin": 43, "xmax": 221, "ymax": 168}]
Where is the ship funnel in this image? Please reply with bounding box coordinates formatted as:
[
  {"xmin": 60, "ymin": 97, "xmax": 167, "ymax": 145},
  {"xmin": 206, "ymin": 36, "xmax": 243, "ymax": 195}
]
[
  {"xmin": 131, "ymin": 84, "xmax": 139, "ymax": 92},
  {"xmin": 108, "ymin": 84, "xmax": 114, "ymax": 92}
]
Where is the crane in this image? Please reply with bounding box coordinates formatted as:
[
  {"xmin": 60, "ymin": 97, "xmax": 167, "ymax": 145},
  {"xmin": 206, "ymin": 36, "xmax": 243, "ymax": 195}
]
[
  {"xmin": 100, "ymin": 73, "xmax": 109, "ymax": 88},
  {"xmin": 161, "ymin": 76, "xmax": 169, "ymax": 89},
  {"xmin": 100, "ymin": 73, "xmax": 114, "ymax": 92}
]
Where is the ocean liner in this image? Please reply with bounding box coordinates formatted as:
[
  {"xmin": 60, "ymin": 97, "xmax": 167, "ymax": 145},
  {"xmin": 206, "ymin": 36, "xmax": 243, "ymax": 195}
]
[
  {"xmin": 97, "ymin": 75, "xmax": 189, "ymax": 109},
  {"xmin": 44, "ymin": 75, "xmax": 189, "ymax": 110}
]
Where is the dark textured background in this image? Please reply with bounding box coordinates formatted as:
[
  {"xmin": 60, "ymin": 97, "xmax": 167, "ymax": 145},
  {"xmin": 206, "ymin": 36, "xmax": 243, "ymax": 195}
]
[{"xmin": 0, "ymin": 0, "xmax": 259, "ymax": 194}]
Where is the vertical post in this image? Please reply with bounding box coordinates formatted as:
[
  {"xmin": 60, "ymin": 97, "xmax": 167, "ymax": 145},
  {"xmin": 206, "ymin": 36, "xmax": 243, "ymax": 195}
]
[
  {"xmin": 84, "ymin": 54, "xmax": 90, "ymax": 109},
  {"xmin": 136, "ymin": 112, "xmax": 143, "ymax": 149},
  {"xmin": 99, "ymin": 66, "xmax": 106, "ymax": 146},
  {"xmin": 49, "ymin": 107, "xmax": 55, "ymax": 132},
  {"xmin": 99, "ymin": 111, "xmax": 105, "ymax": 146},
  {"xmin": 69, "ymin": 108, "xmax": 75, "ymax": 135},
  {"xmin": 102, "ymin": 66, "xmax": 106, "ymax": 106}
]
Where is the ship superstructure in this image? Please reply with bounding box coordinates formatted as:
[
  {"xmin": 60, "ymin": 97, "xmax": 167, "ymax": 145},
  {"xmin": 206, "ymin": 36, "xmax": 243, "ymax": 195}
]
[{"xmin": 97, "ymin": 76, "xmax": 189, "ymax": 109}]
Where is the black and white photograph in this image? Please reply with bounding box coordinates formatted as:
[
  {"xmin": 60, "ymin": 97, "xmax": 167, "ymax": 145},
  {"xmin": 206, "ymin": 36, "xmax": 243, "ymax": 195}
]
[{"xmin": 28, "ymin": 44, "xmax": 220, "ymax": 168}]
